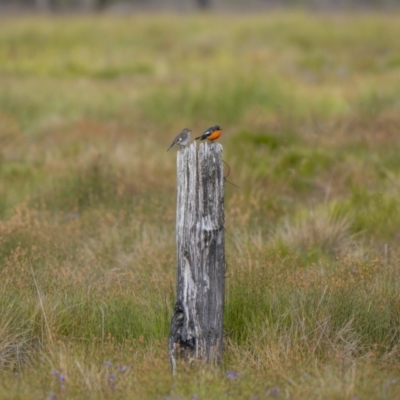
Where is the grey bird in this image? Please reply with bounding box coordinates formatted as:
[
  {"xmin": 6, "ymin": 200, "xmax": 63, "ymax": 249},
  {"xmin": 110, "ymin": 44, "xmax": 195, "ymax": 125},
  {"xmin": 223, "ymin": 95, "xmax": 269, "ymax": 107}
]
[{"xmin": 167, "ymin": 128, "xmax": 191, "ymax": 151}]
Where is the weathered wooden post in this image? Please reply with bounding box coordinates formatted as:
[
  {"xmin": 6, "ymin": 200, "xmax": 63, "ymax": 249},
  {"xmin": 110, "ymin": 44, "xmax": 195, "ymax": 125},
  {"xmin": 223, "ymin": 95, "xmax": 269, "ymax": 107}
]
[{"xmin": 169, "ymin": 141, "xmax": 225, "ymax": 373}]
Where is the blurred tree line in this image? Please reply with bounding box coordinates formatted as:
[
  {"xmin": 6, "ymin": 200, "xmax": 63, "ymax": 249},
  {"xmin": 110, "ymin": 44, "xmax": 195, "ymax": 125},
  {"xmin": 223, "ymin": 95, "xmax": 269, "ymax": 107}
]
[
  {"xmin": 0, "ymin": 0, "xmax": 210, "ymax": 11},
  {"xmin": 0, "ymin": 0, "xmax": 399, "ymax": 11}
]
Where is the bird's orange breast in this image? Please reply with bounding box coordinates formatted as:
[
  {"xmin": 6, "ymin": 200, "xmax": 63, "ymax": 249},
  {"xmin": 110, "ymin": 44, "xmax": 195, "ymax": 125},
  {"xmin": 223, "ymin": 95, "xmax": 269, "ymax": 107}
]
[{"xmin": 207, "ymin": 129, "xmax": 222, "ymax": 141}]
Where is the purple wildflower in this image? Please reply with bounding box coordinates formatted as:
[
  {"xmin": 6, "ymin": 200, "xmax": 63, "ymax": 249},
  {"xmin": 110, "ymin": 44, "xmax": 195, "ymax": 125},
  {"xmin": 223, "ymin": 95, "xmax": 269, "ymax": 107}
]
[
  {"xmin": 225, "ymin": 370, "xmax": 240, "ymax": 380},
  {"xmin": 266, "ymin": 387, "xmax": 280, "ymax": 397},
  {"xmin": 65, "ymin": 213, "xmax": 80, "ymax": 221},
  {"xmin": 108, "ymin": 372, "xmax": 116, "ymax": 391},
  {"xmin": 50, "ymin": 370, "xmax": 66, "ymax": 390},
  {"xmin": 117, "ymin": 365, "xmax": 127, "ymax": 372},
  {"xmin": 103, "ymin": 361, "xmax": 112, "ymax": 367}
]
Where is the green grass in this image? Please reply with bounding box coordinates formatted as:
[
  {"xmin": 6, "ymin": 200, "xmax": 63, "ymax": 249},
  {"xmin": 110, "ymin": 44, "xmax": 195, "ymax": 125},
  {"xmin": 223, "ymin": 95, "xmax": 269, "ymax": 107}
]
[{"xmin": 1, "ymin": 11, "xmax": 400, "ymax": 399}]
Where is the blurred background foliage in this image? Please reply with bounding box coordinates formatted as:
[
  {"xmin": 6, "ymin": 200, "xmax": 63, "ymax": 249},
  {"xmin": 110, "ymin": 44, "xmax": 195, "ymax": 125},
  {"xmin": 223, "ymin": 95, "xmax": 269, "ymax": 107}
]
[{"xmin": 1, "ymin": 0, "xmax": 400, "ymax": 12}]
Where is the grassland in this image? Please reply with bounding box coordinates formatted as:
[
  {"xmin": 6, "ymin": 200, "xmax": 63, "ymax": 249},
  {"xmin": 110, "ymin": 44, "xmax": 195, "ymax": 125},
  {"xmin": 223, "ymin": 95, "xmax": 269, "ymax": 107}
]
[{"xmin": 0, "ymin": 11, "xmax": 400, "ymax": 399}]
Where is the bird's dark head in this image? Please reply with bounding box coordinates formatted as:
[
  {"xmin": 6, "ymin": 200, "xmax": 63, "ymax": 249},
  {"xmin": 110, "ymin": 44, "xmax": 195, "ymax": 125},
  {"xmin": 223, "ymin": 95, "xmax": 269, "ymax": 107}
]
[{"xmin": 214, "ymin": 125, "xmax": 222, "ymax": 130}]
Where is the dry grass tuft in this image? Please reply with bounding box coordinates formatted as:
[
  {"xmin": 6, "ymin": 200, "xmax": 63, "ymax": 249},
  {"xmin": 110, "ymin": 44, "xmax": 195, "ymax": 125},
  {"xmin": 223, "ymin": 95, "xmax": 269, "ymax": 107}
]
[{"xmin": 272, "ymin": 207, "xmax": 355, "ymax": 257}]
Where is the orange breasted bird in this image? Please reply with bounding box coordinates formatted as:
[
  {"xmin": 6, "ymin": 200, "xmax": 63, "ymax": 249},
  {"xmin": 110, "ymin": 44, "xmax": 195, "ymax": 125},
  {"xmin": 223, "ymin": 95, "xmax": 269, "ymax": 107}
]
[
  {"xmin": 167, "ymin": 128, "xmax": 191, "ymax": 151},
  {"xmin": 195, "ymin": 125, "xmax": 222, "ymax": 141}
]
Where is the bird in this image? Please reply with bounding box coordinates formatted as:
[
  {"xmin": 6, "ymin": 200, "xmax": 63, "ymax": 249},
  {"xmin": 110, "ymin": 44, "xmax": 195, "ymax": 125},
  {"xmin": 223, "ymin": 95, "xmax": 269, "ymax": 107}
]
[
  {"xmin": 195, "ymin": 125, "xmax": 222, "ymax": 141},
  {"xmin": 167, "ymin": 128, "xmax": 191, "ymax": 151}
]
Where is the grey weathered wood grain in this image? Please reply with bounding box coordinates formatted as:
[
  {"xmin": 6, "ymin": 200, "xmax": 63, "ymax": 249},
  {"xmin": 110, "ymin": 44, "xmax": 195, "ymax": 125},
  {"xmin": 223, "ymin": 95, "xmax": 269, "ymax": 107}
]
[{"xmin": 169, "ymin": 141, "xmax": 225, "ymax": 374}]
